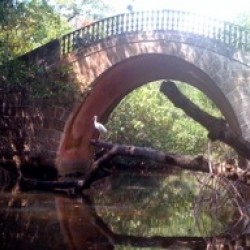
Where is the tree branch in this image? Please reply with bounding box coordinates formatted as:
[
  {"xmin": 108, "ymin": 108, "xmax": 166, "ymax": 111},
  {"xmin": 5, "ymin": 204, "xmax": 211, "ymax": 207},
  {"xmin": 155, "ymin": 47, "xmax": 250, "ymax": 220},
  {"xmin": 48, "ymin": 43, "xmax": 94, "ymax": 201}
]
[{"xmin": 160, "ymin": 80, "xmax": 250, "ymax": 161}]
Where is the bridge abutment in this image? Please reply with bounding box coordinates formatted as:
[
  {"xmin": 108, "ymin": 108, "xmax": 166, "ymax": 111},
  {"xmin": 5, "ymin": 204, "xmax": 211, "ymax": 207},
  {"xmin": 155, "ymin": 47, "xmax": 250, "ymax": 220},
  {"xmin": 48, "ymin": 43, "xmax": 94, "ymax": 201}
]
[{"xmin": 0, "ymin": 88, "xmax": 78, "ymax": 172}]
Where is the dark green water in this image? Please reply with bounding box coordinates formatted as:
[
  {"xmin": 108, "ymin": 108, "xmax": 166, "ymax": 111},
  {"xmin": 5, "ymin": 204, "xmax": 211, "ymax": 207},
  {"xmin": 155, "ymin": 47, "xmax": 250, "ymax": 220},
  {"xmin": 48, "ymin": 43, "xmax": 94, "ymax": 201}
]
[{"xmin": 0, "ymin": 167, "xmax": 249, "ymax": 249}]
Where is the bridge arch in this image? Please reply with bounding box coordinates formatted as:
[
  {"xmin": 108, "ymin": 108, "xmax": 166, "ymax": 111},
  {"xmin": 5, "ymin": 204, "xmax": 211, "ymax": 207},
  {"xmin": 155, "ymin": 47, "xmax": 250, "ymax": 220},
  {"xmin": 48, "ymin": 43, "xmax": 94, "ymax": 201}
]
[{"xmin": 57, "ymin": 30, "xmax": 250, "ymax": 176}]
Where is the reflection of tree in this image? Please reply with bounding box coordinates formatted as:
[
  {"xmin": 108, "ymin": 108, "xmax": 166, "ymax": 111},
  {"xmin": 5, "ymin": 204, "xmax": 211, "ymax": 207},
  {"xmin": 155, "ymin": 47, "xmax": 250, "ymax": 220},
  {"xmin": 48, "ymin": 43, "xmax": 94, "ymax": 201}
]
[
  {"xmin": 93, "ymin": 172, "xmax": 201, "ymax": 237},
  {"xmin": 1, "ymin": 171, "xmax": 250, "ymax": 250},
  {"xmin": 57, "ymin": 192, "xmax": 208, "ymax": 249},
  {"xmin": 57, "ymin": 193, "xmax": 250, "ymax": 249}
]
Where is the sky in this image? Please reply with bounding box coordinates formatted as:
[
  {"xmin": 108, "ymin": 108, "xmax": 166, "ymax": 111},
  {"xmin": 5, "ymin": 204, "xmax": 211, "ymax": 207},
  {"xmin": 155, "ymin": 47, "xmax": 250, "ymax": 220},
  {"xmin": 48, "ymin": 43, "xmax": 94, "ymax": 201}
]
[{"xmin": 103, "ymin": 0, "xmax": 250, "ymax": 22}]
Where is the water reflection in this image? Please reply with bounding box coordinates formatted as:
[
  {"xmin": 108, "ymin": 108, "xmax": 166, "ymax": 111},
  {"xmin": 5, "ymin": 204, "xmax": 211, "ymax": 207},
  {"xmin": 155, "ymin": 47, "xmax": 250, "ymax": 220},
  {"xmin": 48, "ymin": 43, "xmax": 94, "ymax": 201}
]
[
  {"xmin": 92, "ymin": 171, "xmax": 198, "ymax": 237},
  {"xmin": 1, "ymin": 166, "xmax": 250, "ymax": 249}
]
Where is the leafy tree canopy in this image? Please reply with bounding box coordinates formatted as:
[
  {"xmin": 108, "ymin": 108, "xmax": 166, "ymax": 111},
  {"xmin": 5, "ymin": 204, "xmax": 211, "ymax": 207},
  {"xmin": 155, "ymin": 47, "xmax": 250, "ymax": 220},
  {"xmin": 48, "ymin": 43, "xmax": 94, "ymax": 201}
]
[
  {"xmin": 0, "ymin": 0, "xmax": 110, "ymax": 60},
  {"xmin": 49, "ymin": 0, "xmax": 110, "ymax": 24},
  {"xmin": 0, "ymin": 0, "xmax": 71, "ymax": 59}
]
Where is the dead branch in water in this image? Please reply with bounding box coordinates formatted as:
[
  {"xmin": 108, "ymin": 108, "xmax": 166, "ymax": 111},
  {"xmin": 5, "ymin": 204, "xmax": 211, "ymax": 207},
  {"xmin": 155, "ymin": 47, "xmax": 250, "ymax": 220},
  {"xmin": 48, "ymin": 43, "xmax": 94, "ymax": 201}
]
[{"xmin": 90, "ymin": 140, "xmax": 250, "ymax": 186}]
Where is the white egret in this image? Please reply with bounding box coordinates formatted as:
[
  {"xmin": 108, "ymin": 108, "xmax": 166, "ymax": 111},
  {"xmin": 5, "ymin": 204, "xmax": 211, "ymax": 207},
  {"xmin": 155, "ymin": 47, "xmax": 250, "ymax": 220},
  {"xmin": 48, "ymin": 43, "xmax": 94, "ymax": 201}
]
[
  {"xmin": 207, "ymin": 140, "xmax": 213, "ymax": 173},
  {"xmin": 93, "ymin": 115, "xmax": 107, "ymax": 134}
]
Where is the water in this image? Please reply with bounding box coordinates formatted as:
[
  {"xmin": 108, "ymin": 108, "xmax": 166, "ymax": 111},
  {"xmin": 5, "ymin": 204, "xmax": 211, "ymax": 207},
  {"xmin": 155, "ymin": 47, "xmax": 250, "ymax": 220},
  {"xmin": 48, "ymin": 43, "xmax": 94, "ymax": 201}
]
[{"xmin": 1, "ymin": 167, "xmax": 250, "ymax": 249}]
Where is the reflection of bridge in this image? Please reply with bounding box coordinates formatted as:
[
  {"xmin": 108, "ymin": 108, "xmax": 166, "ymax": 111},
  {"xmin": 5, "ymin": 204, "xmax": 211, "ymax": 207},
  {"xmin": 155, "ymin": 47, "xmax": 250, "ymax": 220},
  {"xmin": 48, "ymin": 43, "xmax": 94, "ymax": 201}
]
[{"xmin": 8, "ymin": 10, "xmax": 250, "ymax": 176}]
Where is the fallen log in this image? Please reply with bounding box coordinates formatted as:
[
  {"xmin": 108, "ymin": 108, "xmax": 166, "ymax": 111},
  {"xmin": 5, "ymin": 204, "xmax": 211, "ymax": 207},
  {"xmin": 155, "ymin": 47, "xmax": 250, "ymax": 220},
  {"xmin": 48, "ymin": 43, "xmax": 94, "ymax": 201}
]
[
  {"xmin": 90, "ymin": 140, "xmax": 210, "ymax": 172},
  {"xmin": 18, "ymin": 137, "xmax": 250, "ymax": 192},
  {"xmin": 91, "ymin": 140, "xmax": 250, "ymax": 186}
]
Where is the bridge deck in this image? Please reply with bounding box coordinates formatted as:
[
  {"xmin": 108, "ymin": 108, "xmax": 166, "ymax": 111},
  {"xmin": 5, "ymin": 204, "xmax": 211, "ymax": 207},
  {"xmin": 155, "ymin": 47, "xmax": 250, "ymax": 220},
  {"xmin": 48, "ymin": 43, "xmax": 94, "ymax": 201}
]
[{"xmin": 61, "ymin": 9, "xmax": 250, "ymax": 55}]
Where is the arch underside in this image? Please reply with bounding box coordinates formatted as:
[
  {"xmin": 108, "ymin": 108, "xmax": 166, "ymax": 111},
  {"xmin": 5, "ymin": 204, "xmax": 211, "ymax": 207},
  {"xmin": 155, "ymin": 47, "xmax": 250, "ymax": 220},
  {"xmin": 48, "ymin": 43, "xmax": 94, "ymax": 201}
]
[{"xmin": 57, "ymin": 53, "xmax": 240, "ymax": 176}]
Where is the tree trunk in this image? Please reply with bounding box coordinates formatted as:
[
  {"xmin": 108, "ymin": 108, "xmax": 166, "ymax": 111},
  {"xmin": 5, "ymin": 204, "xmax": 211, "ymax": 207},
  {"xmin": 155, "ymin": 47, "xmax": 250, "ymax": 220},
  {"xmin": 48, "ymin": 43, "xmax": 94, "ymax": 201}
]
[
  {"xmin": 160, "ymin": 81, "xmax": 250, "ymax": 162},
  {"xmin": 91, "ymin": 140, "xmax": 250, "ymax": 186}
]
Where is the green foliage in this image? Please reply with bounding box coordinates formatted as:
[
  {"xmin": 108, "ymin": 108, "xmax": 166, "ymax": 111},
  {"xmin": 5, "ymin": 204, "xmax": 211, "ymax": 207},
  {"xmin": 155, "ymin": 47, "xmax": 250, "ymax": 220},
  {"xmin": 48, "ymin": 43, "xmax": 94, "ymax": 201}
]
[
  {"xmin": 0, "ymin": 0, "xmax": 112, "ymax": 62},
  {"xmin": 50, "ymin": 0, "xmax": 110, "ymax": 22},
  {"xmin": 106, "ymin": 81, "xmax": 223, "ymax": 156},
  {"xmin": 0, "ymin": 59, "xmax": 79, "ymax": 105},
  {"xmin": 0, "ymin": 0, "xmax": 71, "ymax": 59}
]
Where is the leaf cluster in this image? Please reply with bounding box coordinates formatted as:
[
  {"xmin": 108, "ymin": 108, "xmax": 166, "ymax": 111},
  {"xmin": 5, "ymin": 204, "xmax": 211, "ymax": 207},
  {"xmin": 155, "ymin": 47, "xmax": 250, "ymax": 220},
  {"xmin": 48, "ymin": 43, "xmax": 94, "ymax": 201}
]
[
  {"xmin": 0, "ymin": 0, "xmax": 71, "ymax": 60},
  {"xmin": 51, "ymin": 0, "xmax": 110, "ymax": 23}
]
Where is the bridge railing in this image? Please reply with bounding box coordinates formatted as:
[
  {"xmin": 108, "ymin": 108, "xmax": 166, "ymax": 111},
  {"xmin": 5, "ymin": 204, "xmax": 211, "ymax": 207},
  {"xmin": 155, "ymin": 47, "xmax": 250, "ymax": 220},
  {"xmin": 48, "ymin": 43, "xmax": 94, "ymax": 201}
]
[{"xmin": 61, "ymin": 9, "xmax": 250, "ymax": 55}]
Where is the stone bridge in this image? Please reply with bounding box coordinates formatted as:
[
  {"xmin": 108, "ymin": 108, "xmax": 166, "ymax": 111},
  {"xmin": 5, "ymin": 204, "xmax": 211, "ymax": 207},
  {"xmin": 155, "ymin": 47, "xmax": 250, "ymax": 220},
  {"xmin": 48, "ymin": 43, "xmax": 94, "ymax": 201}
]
[{"xmin": 4, "ymin": 9, "xmax": 250, "ymax": 176}]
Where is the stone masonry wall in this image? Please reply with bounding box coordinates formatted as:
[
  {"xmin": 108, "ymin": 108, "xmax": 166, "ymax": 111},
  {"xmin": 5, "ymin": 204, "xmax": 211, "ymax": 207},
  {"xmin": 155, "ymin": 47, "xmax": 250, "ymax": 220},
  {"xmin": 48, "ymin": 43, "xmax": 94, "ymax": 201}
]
[{"xmin": 0, "ymin": 87, "xmax": 74, "ymax": 167}]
